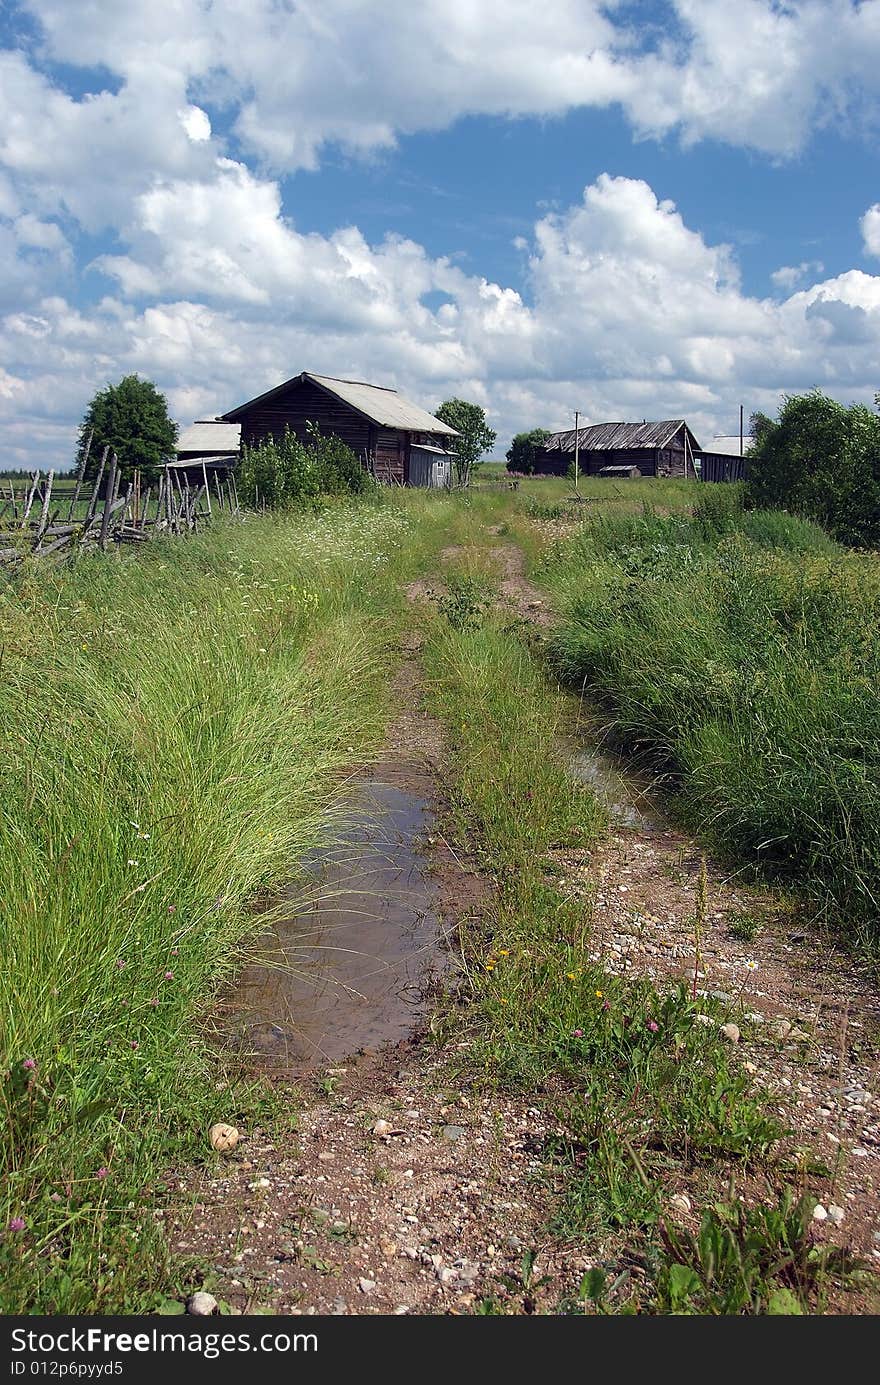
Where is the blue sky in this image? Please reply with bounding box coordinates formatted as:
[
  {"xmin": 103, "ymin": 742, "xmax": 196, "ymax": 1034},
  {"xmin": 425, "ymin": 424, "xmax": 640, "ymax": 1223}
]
[{"xmin": 1, "ymin": 0, "xmax": 880, "ymax": 466}]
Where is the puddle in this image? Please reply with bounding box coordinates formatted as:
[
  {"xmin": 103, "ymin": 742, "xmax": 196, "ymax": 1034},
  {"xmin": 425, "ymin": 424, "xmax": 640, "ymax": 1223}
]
[
  {"xmin": 569, "ymin": 745, "xmax": 664, "ymax": 832},
  {"xmin": 228, "ymin": 775, "xmax": 444, "ymax": 1069}
]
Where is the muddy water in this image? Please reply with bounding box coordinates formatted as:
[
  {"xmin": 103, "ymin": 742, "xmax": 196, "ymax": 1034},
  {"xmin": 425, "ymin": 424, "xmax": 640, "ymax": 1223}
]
[
  {"xmin": 568, "ymin": 744, "xmax": 664, "ymax": 832},
  {"xmin": 230, "ymin": 775, "xmax": 444, "ymax": 1069}
]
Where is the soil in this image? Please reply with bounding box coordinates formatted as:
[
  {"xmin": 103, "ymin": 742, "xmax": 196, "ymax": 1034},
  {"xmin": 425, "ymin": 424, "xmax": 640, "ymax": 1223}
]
[{"xmin": 162, "ymin": 536, "xmax": 880, "ymax": 1315}]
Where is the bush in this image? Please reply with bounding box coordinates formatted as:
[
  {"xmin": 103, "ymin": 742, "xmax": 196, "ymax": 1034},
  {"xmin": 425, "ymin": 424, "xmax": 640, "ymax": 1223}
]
[
  {"xmin": 745, "ymin": 391, "xmax": 880, "ymax": 549},
  {"xmin": 237, "ymin": 422, "xmax": 373, "ymax": 508}
]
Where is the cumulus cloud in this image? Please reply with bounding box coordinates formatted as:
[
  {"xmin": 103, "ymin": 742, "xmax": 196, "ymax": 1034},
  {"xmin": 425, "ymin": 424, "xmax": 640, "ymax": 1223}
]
[
  {"xmin": 862, "ymin": 203, "xmax": 880, "ymax": 257},
  {"xmin": 770, "ymin": 261, "xmax": 825, "ymax": 290},
  {"xmin": 13, "ymin": 0, "xmax": 880, "ymax": 169},
  {"xmin": 2, "ymin": 167, "xmax": 880, "ymax": 468}
]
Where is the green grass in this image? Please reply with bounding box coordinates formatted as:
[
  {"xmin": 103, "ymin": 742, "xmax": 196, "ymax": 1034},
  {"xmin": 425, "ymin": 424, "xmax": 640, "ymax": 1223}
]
[
  {"xmin": 542, "ymin": 503, "xmax": 880, "ymax": 943},
  {"xmin": 0, "ymin": 498, "xmax": 455, "ymax": 1312}
]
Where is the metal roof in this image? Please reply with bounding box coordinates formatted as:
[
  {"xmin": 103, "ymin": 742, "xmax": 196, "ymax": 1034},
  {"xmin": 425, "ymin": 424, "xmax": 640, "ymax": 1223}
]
[
  {"xmin": 701, "ymin": 434, "xmax": 753, "ymax": 457},
  {"xmin": 223, "ymin": 372, "xmax": 458, "ymax": 436},
  {"xmin": 409, "ymin": 442, "xmax": 455, "ymax": 455},
  {"xmin": 176, "ymin": 420, "xmax": 241, "ymax": 455},
  {"xmin": 544, "ymin": 419, "xmax": 701, "ymax": 452},
  {"xmin": 167, "ymin": 453, "xmax": 236, "ymax": 469}
]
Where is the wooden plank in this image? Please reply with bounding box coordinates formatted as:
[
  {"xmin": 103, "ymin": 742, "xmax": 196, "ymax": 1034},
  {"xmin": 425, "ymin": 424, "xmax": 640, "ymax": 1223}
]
[
  {"xmin": 20, "ymin": 470, "xmax": 40, "ymax": 528},
  {"xmin": 68, "ymin": 428, "xmax": 91, "ymax": 520},
  {"xmin": 99, "ymin": 453, "xmax": 118, "ymax": 550},
  {"xmin": 35, "ymin": 470, "xmax": 55, "ymax": 543},
  {"xmin": 84, "ymin": 447, "xmax": 109, "ymax": 530}
]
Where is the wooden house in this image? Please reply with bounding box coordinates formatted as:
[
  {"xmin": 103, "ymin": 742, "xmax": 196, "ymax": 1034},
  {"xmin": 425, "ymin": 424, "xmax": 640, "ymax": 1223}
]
[
  {"xmin": 221, "ymin": 372, "xmax": 457, "ymax": 487},
  {"xmin": 537, "ymin": 420, "xmax": 701, "ymax": 478}
]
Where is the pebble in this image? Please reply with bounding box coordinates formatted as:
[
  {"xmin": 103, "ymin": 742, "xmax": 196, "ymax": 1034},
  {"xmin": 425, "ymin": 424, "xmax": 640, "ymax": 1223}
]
[
  {"xmin": 812, "ymin": 1204, "xmax": 828, "ymax": 1222},
  {"xmin": 720, "ymin": 1023, "xmax": 741, "ymax": 1044},
  {"xmin": 770, "ymin": 1019, "xmax": 792, "ymax": 1041},
  {"xmin": 187, "ymin": 1292, "xmax": 218, "ymax": 1315},
  {"xmin": 209, "ymin": 1123, "xmax": 240, "ymax": 1153},
  {"xmin": 827, "ymin": 1205, "xmax": 845, "ymax": 1226},
  {"xmin": 372, "ymin": 1120, "xmax": 393, "ymax": 1137},
  {"xmin": 441, "ymin": 1125, "xmax": 466, "ymax": 1142},
  {"xmin": 669, "ymin": 1193, "xmax": 692, "ymax": 1216},
  {"xmin": 358, "ymin": 1278, "xmax": 376, "ymax": 1294}
]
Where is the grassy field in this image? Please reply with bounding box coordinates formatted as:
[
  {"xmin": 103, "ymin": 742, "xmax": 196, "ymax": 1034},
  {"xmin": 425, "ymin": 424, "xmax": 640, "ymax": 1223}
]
[{"xmin": 541, "ymin": 487, "xmax": 880, "ymax": 943}]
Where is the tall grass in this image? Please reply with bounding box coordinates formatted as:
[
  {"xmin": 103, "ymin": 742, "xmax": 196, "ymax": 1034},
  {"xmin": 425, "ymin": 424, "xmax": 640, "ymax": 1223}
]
[
  {"xmin": 0, "ymin": 501, "xmax": 422, "ymax": 1311},
  {"xmin": 544, "ymin": 505, "xmax": 880, "ymax": 940}
]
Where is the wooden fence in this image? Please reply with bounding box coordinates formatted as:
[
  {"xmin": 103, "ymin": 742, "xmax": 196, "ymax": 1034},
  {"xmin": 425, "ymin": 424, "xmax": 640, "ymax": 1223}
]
[{"xmin": 0, "ymin": 442, "xmax": 240, "ymax": 566}]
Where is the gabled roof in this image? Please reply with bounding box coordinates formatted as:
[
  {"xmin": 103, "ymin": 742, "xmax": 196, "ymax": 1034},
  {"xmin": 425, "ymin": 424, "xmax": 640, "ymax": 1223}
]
[
  {"xmin": 176, "ymin": 420, "xmax": 241, "ymax": 455},
  {"xmin": 544, "ymin": 419, "xmax": 701, "ymax": 452},
  {"xmin": 222, "ymin": 372, "xmax": 458, "ymax": 436}
]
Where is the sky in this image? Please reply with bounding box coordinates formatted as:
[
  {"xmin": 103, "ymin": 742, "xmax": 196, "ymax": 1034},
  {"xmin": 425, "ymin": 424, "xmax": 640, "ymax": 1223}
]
[{"xmin": 1, "ymin": 0, "xmax": 880, "ymax": 469}]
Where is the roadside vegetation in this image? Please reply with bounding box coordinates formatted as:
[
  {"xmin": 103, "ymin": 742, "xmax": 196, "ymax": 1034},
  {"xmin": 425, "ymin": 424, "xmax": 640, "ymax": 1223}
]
[
  {"xmin": 0, "ymin": 500, "xmax": 431, "ymax": 1312},
  {"xmin": 542, "ymin": 485, "xmax": 880, "ymax": 944},
  {"xmin": 423, "ymin": 545, "xmax": 856, "ymax": 1313}
]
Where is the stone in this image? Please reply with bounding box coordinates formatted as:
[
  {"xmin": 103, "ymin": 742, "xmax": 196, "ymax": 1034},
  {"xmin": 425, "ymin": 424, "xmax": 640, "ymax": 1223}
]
[
  {"xmin": 372, "ymin": 1120, "xmax": 393, "ymax": 1137},
  {"xmin": 441, "ymin": 1124, "xmax": 466, "ymax": 1142},
  {"xmin": 187, "ymin": 1292, "xmax": 218, "ymax": 1316},
  {"xmin": 827, "ymin": 1205, "xmax": 845, "ymax": 1226},
  {"xmin": 209, "ymin": 1123, "xmax": 240, "ymax": 1153},
  {"xmin": 770, "ymin": 1019, "xmax": 792, "ymax": 1041},
  {"xmin": 720, "ymin": 1023, "xmax": 741, "ymax": 1044},
  {"xmin": 669, "ymin": 1193, "xmax": 692, "ymax": 1216},
  {"xmin": 812, "ymin": 1204, "xmax": 828, "ymax": 1222},
  {"xmin": 788, "ymin": 1027, "xmax": 810, "ymax": 1042},
  {"xmin": 358, "ymin": 1278, "xmax": 376, "ymax": 1294}
]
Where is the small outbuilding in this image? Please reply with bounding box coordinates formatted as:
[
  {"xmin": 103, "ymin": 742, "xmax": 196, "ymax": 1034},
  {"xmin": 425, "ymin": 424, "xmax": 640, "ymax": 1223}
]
[
  {"xmin": 697, "ymin": 435, "xmax": 752, "ymax": 483},
  {"xmin": 537, "ymin": 420, "xmax": 701, "ymax": 479},
  {"xmin": 221, "ymin": 372, "xmax": 457, "ymax": 486},
  {"xmin": 176, "ymin": 419, "xmax": 241, "ymax": 461}
]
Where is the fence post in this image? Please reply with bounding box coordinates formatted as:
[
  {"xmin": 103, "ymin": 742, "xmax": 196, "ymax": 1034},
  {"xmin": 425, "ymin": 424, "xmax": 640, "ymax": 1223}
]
[{"xmin": 99, "ymin": 453, "xmax": 119, "ymax": 550}]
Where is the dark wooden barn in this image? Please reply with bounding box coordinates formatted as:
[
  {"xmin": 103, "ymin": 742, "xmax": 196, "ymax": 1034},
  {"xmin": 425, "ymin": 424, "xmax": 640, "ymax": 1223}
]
[
  {"xmin": 537, "ymin": 419, "xmax": 701, "ymax": 479},
  {"xmin": 221, "ymin": 372, "xmax": 457, "ymax": 487}
]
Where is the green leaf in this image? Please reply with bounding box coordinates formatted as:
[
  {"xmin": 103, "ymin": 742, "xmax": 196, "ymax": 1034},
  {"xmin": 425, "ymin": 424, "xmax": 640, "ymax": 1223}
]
[{"xmin": 766, "ymin": 1287, "xmax": 804, "ymax": 1315}]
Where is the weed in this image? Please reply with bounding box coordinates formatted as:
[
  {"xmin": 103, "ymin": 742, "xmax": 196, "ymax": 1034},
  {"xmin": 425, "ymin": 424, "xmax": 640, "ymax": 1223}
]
[{"xmin": 655, "ymin": 1190, "xmax": 862, "ymax": 1314}]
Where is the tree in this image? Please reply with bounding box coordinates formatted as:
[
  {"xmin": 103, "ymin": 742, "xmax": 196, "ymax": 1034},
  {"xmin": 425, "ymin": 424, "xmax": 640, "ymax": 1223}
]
[
  {"xmin": 77, "ymin": 375, "xmax": 178, "ymax": 482},
  {"xmin": 435, "ymin": 398, "xmax": 496, "ymax": 487},
  {"xmin": 506, "ymin": 427, "xmax": 551, "ymax": 474},
  {"xmin": 745, "ymin": 390, "xmax": 880, "ymax": 548}
]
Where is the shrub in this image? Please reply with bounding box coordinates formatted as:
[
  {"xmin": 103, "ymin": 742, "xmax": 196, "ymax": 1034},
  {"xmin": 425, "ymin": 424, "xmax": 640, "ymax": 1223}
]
[
  {"xmin": 745, "ymin": 391, "xmax": 880, "ymax": 550},
  {"xmin": 237, "ymin": 422, "xmax": 373, "ymax": 508}
]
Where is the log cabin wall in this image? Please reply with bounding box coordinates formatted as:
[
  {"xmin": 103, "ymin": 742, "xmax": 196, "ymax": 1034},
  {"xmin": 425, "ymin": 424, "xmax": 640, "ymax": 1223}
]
[{"xmin": 236, "ymin": 379, "xmax": 373, "ymax": 458}]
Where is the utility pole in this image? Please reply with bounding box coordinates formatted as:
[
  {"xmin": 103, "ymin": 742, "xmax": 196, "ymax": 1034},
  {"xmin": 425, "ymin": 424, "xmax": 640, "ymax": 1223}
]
[
  {"xmin": 573, "ymin": 410, "xmax": 580, "ymax": 492},
  {"xmin": 740, "ymin": 403, "xmax": 744, "ymax": 457}
]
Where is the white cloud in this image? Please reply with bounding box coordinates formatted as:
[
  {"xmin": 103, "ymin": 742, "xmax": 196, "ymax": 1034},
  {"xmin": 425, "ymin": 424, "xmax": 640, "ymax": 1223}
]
[
  {"xmin": 862, "ymin": 203, "xmax": 880, "ymax": 257},
  {"xmin": 770, "ymin": 260, "xmax": 825, "ymax": 290},
  {"xmin": 179, "ymin": 105, "xmax": 211, "ymax": 143},
  {"xmin": 13, "ymin": 1, "xmax": 880, "ymax": 171},
  {"xmin": 2, "ymin": 168, "xmax": 879, "ymax": 469}
]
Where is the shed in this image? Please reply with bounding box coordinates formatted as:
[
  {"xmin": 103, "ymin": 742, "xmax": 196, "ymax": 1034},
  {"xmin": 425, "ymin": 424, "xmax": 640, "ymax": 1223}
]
[
  {"xmin": 537, "ymin": 420, "xmax": 701, "ymax": 478},
  {"xmin": 697, "ymin": 435, "xmax": 753, "ymax": 483},
  {"xmin": 176, "ymin": 420, "xmax": 241, "ymax": 460},
  {"xmin": 221, "ymin": 372, "xmax": 457, "ymax": 486}
]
